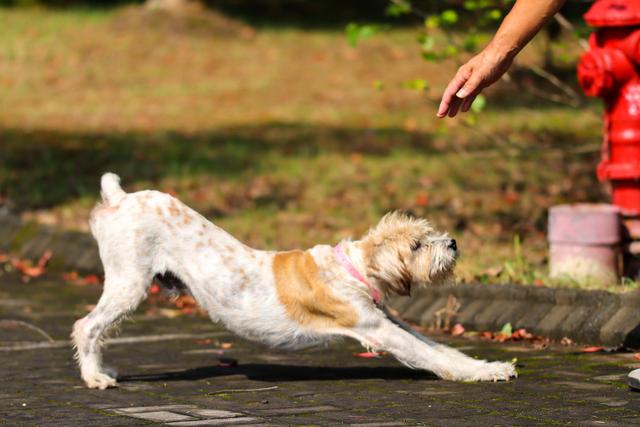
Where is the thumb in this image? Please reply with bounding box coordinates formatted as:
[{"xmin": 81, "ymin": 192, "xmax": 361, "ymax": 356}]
[{"xmin": 455, "ymin": 73, "xmax": 483, "ymax": 99}]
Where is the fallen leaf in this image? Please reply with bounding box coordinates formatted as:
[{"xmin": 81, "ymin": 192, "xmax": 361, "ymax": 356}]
[
  {"xmin": 194, "ymin": 339, "xmax": 214, "ymax": 345},
  {"xmin": 63, "ymin": 271, "xmax": 79, "ymax": 282},
  {"xmin": 581, "ymin": 346, "xmax": 604, "ymax": 353},
  {"xmin": 634, "ymin": 353, "xmax": 640, "ymax": 361},
  {"xmin": 415, "ymin": 193, "xmax": 428, "ymax": 207},
  {"xmin": 12, "ymin": 253, "xmax": 50, "ymax": 278},
  {"xmin": 451, "ymin": 323, "xmax": 465, "ymax": 337},
  {"xmin": 221, "ymin": 342, "xmax": 233, "ymax": 349},
  {"xmin": 36, "ymin": 250, "xmax": 53, "ymax": 269},
  {"xmin": 149, "ymin": 284, "xmax": 160, "ymax": 294},
  {"xmin": 503, "ymin": 192, "xmax": 520, "ymax": 205},
  {"xmin": 174, "ymin": 295, "xmax": 197, "ymax": 309},
  {"xmin": 495, "ymin": 333, "xmax": 510, "ymax": 343},
  {"xmin": 158, "ymin": 308, "xmax": 182, "ymax": 318},
  {"xmin": 82, "ymin": 274, "xmax": 100, "ymax": 286},
  {"xmin": 63, "ymin": 271, "xmax": 102, "ymax": 286},
  {"xmin": 353, "ymin": 352, "xmax": 386, "ymax": 358},
  {"xmin": 20, "ymin": 266, "xmax": 46, "ymax": 278},
  {"xmin": 512, "ymin": 329, "xmax": 533, "ymax": 340}
]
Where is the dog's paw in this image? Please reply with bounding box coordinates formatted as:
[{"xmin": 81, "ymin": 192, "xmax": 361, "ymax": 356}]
[
  {"xmin": 83, "ymin": 372, "xmax": 118, "ymax": 389},
  {"xmin": 469, "ymin": 361, "xmax": 517, "ymax": 382}
]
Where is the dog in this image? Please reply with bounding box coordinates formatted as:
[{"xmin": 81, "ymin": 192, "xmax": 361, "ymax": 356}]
[{"xmin": 72, "ymin": 173, "xmax": 516, "ymax": 389}]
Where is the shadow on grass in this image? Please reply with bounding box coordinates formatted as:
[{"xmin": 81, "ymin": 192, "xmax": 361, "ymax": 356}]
[
  {"xmin": 1, "ymin": 121, "xmax": 601, "ymax": 213},
  {"xmin": 119, "ymin": 363, "xmax": 438, "ymax": 383},
  {"xmin": 0, "ymin": 123, "xmax": 438, "ymax": 210}
]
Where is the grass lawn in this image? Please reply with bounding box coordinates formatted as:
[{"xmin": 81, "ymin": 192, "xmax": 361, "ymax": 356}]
[{"xmin": 0, "ymin": 6, "xmax": 621, "ymax": 288}]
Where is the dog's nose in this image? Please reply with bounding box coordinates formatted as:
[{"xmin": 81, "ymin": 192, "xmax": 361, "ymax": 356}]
[{"xmin": 448, "ymin": 239, "xmax": 457, "ymax": 251}]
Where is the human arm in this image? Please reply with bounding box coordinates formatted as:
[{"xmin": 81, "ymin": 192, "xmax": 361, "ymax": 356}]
[{"xmin": 437, "ymin": 0, "xmax": 567, "ymax": 118}]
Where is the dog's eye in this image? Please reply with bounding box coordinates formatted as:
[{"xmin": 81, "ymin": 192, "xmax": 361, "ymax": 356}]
[{"xmin": 411, "ymin": 241, "xmax": 422, "ymax": 251}]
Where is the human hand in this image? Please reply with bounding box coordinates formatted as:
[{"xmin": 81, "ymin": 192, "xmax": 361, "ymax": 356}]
[{"xmin": 436, "ymin": 48, "xmax": 513, "ymax": 118}]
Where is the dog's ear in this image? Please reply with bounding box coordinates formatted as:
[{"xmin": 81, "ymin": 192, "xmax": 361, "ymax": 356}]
[{"xmin": 363, "ymin": 212, "xmax": 417, "ymax": 296}]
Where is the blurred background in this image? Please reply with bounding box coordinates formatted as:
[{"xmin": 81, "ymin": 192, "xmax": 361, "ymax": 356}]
[{"xmin": 0, "ymin": 0, "xmax": 609, "ymax": 287}]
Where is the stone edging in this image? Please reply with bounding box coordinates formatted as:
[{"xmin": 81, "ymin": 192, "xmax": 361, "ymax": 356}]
[
  {"xmin": 0, "ymin": 210, "xmax": 101, "ymax": 273},
  {"xmin": 389, "ymin": 284, "xmax": 640, "ymax": 348},
  {"xmin": 2, "ymin": 210, "xmax": 639, "ymax": 348}
]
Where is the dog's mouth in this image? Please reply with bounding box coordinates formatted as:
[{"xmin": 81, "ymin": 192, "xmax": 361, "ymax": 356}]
[{"xmin": 429, "ymin": 255, "xmax": 457, "ymax": 286}]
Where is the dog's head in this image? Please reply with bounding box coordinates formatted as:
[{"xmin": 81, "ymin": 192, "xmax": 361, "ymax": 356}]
[{"xmin": 361, "ymin": 211, "xmax": 457, "ymax": 296}]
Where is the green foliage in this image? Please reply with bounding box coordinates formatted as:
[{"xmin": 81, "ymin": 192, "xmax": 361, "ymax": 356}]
[
  {"xmin": 440, "ymin": 9, "xmax": 458, "ymax": 25},
  {"xmin": 401, "ymin": 78, "xmax": 429, "ymax": 92},
  {"xmin": 470, "ymin": 94, "xmax": 486, "ymax": 113},
  {"xmin": 416, "ymin": 0, "xmax": 512, "ymax": 63},
  {"xmin": 502, "ymin": 235, "xmax": 536, "ymax": 283},
  {"xmin": 345, "ymin": 22, "xmax": 380, "ymax": 47},
  {"xmin": 385, "ymin": 0, "xmax": 411, "ymax": 17},
  {"xmin": 473, "ymin": 234, "xmax": 545, "ymax": 286},
  {"xmin": 500, "ymin": 322, "xmax": 513, "ymax": 336},
  {"xmin": 346, "ymin": 0, "xmax": 517, "ymax": 112}
]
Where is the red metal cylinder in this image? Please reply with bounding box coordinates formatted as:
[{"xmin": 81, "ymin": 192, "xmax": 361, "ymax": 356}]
[
  {"xmin": 578, "ymin": 0, "xmax": 640, "ymax": 215},
  {"xmin": 548, "ymin": 204, "xmax": 621, "ymax": 284}
]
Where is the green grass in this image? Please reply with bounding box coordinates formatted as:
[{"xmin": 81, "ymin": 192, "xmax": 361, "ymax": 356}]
[{"xmin": 0, "ymin": 7, "xmax": 622, "ymax": 288}]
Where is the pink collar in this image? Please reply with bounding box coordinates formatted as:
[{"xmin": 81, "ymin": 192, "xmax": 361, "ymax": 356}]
[{"xmin": 333, "ymin": 243, "xmax": 381, "ymax": 305}]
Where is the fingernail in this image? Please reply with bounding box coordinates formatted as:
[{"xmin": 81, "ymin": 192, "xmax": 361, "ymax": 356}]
[{"xmin": 456, "ymin": 89, "xmax": 467, "ymax": 98}]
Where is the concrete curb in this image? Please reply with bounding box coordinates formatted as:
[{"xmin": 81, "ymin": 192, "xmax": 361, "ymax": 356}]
[
  {"xmin": 2, "ymin": 211, "xmax": 639, "ymax": 348},
  {"xmin": 389, "ymin": 284, "xmax": 640, "ymax": 349},
  {"xmin": 0, "ymin": 209, "xmax": 101, "ymax": 274}
]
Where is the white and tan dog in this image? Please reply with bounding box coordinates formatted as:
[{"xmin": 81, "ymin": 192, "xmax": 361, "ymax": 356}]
[{"xmin": 72, "ymin": 173, "xmax": 516, "ymax": 389}]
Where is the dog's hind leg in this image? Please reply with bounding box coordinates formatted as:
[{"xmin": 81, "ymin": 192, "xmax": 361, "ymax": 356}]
[{"xmin": 72, "ymin": 271, "xmax": 149, "ymax": 389}]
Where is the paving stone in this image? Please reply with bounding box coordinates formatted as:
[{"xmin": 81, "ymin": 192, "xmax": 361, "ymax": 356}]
[
  {"xmin": 250, "ymin": 405, "xmax": 340, "ymax": 416},
  {"xmin": 3, "ymin": 274, "xmax": 640, "ymax": 426},
  {"xmin": 112, "ymin": 404, "xmax": 197, "ymax": 414},
  {"xmin": 167, "ymin": 417, "xmax": 262, "ymax": 426},
  {"xmin": 185, "ymin": 408, "xmax": 245, "ymax": 418},
  {"xmin": 593, "ymin": 374, "xmax": 626, "ymax": 382},
  {"xmin": 599, "ymin": 400, "xmax": 629, "ymax": 407},
  {"xmin": 553, "ymin": 381, "xmax": 611, "ymax": 391},
  {"xmin": 123, "ymin": 410, "xmax": 196, "ymax": 422},
  {"xmin": 349, "ymin": 423, "xmax": 409, "ymax": 427}
]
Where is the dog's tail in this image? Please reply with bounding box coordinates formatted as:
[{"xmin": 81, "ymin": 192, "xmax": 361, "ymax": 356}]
[{"xmin": 100, "ymin": 173, "xmax": 126, "ymax": 205}]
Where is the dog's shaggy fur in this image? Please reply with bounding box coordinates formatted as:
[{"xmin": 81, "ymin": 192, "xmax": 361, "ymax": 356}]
[{"xmin": 72, "ymin": 173, "xmax": 516, "ymax": 389}]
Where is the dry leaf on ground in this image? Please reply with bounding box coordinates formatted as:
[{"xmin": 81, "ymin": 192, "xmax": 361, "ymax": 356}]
[
  {"xmin": 353, "ymin": 352, "xmax": 386, "ymax": 358},
  {"xmin": 581, "ymin": 346, "xmax": 605, "ymax": 353},
  {"xmin": 451, "ymin": 323, "xmax": 465, "ymax": 337}
]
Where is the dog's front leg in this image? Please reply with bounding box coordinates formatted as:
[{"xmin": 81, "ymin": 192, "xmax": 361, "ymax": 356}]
[{"xmin": 359, "ymin": 314, "xmax": 516, "ymax": 382}]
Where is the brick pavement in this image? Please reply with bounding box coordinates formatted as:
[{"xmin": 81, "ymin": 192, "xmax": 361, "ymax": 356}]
[{"xmin": 1, "ymin": 275, "xmax": 640, "ymax": 426}]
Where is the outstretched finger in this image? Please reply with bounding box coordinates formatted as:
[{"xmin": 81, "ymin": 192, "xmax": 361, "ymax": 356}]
[
  {"xmin": 437, "ymin": 69, "xmax": 470, "ymax": 118},
  {"xmin": 460, "ymin": 94, "xmax": 477, "ymax": 113},
  {"xmin": 447, "ymin": 96, "xmax": 463, "ymax": 118},
  {"xmin": 455, "ymin": 73, "xmax": 483, "ymax": 100}
]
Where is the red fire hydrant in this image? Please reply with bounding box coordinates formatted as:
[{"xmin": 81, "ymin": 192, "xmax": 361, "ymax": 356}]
[{"xmin": 577, "ymin": 0, "xmax": 640, "ymax": 217}]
